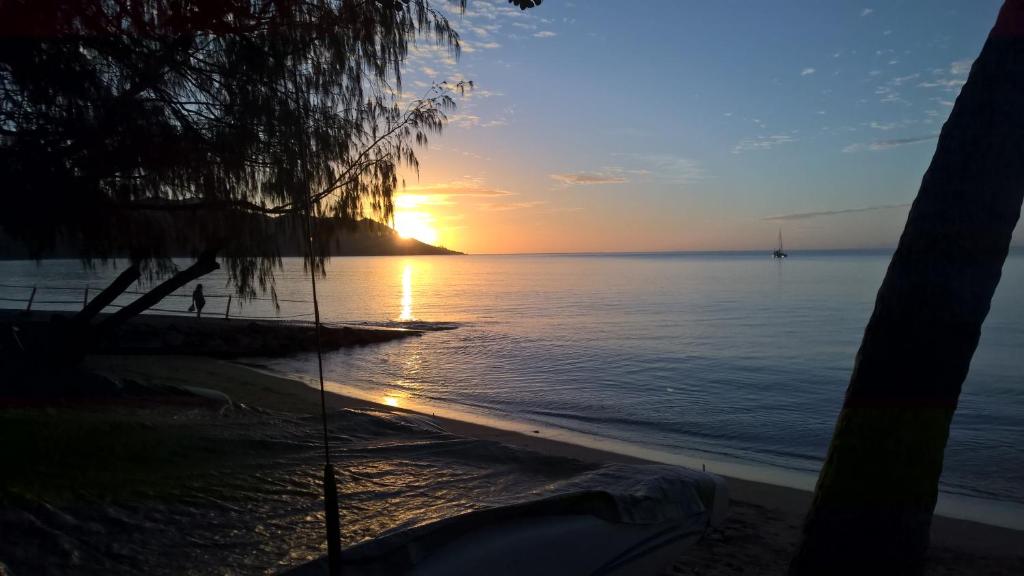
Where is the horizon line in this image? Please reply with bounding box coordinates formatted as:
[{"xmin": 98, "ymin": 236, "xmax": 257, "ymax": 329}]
[
  {"xmin": 458, "ymin": 245, "xmax": 1024, "ymax": 257},
  {"xmin": 463, "ymin": 247, "xmax": 900, "ymax": 256}
]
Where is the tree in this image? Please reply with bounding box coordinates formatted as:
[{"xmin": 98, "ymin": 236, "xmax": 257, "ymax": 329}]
[
  {"xmin": 0, "ymin": 0, "xmax": 479, "ymax": 313},
  {"xmin": 791, "ymin": 1, "xmax": 1024, "ymax": 574}
]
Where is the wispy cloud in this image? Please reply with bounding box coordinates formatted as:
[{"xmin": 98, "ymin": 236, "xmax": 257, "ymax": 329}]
[
  {"xmin": 446, "ymin": 112, "xmax": 509, "ymax": 129},
  {"xmin": 764, "ymin": 204, "xmax": 909, "ymax": 222},
  {"xmin": 801, "ymin": 67, "xmax": 816, "ymax": 76},
  {"xmin": 917, "ymin": 78, "xmax": 966, "ymax": 90},
  {"xmin": 889, "ymin": 73, "xmax": 919, "ymax": 87},
  {"xmin": 732, "ymin": 134, "xmax": 797, "ymax": 154},
  {"xmin": 401, "ymin": 178, "xmax": 551, "ymax": 214},
  {"xmin": 609, "ymin": 153, "xmax": 704, "ymax": 183},
  {"xmin": 404, "ymin": 178, "xmax": 512, "ymax": 198},
  {"xmin": 950, "ymin": 58, "xmax": 974, "ymax": 76},
  {"xmin": 550, "ymin": 172, "xmax": 628, "ymax": 185},
  {"xmin": 917, "ymin": 58, "xmax": 972, "ymax": 96},
  {"xmin": 842, "ymin": 134, "xmax": 938, "ymax": 153},
  {"xmin": 462, "ymin": 40, "xmax": 502, "ymax": 52},
  {"xmin": 533, "ymin": 30, "xmax": 557, "ymax": 38},
  {"xmin": 873, "ymin": 71, "xmax": 915, "ymax": 105},
  {"xmin": 861, "ymin": 8, "xmax": 874, "ymax": 17},
  {"xmin": 869, "ymin": 120, "xmax": 900, "ymax": 131},
  {"xmin": 479, "ymin": 200, "xmax": 548, "ymax": 211}
]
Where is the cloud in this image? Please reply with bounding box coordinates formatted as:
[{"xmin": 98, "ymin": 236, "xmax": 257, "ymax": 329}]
[
  {"xmin": 918, "ymin": 78, "xmax": 966, "ymax": 90},
  {"xmin": 950, "ymin": 58, "xmax": 974, "ymax": 76},
  {"xmin": 533, "ymin": 30, "xmax": 557, "ymax": 38},
  {"xmin": 842, "ymin": 134, "xmax": 938, "ymax": 153},
  {"xmin": 861, "ymin": 8, "xmax": 874, "ymax": 17},
  {"xmin": 801, "ymin": 67, "xmax": 816, "ymax": 76},
  {"xmin": 764, "ymin": 204, "xmax": 910, "ymax": 222},
  {"xmin": 550, "ymin": 172, "xmax": 628, "ymax": 185},
  {"xmin": 889, "ymin": 73, "xmax": 919, "ymax": 87},
  {"xmin": 401, "ymin": 176, "xmax": 553, "ymax": 214},
  {"xmin": 870, "ymin": 68, "xmax": 921, "ymax": 105},
  {"xmin": 479, "ymin": 200, "xmax": 548, "ymax": 211},
  {"xmin": 917, "ymin": 58, "xmax": 973, "ymax": 96},
  {"xmin": 463, "ymin": 40, "xmax": 501, "ymax": 52},
  {"xmin": 869, "ymin": 121, "xmax": 899, "ymax": 131},
  {"xmin": 609, "ymin": 153, "xmax": 704, "ymax": 183},
  {"xmin": 404, "ymin": 179, "xmax": 512, "ymax": 198},
  {"xmin": 446, "ymin": 113, "xmax": 482, "ymax": 128},
  {"xmin": 446, "ymin": 112, "xmax": 508, "ymax": 129},
  {"xmin": 732, "ymin": 134, "xmax": 797, "ymax": 154}
]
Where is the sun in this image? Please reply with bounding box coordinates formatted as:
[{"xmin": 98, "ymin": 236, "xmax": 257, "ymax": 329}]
[{"xmin": 394, "ymin": 211, "xmax": 439, "ymax": 245}]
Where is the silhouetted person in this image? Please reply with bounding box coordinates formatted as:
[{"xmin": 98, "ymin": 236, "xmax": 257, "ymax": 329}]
[{"xmin": 191, "ymin": 284, "xmax": 205, "ymax": 318}]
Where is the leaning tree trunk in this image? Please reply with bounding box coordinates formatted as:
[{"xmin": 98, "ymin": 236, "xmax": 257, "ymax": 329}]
[
  {"xmin": 98, "ymin": 251, "xmax": 219, "ymax": 332},
  {"xmin": 790, "ymin": 2, "xmax": 1024, "ymax": 574},
  {"xmin": 74, "ymin": 263, "xmax": 141, "ymax": 324}
]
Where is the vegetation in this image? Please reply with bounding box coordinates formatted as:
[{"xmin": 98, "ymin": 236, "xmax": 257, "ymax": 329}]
[{"xmin": 0, "ymin": 0, "xmax": 485, "ymax": 305}]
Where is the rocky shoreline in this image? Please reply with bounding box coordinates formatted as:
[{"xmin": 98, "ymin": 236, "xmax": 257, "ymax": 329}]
[{"xmin": 2, "ymin": 310, "xmax": 421, "ymax": 359}]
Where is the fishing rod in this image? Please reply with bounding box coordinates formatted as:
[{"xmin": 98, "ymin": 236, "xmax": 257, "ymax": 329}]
[{"xmin": 305, "ymin": 194, "xmax": 343, "ymax": 576}]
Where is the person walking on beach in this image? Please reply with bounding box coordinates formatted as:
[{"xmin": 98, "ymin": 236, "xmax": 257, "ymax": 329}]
[{"xmin": 190, "ymin": 284, "xmax": 206, "ymax": 318}]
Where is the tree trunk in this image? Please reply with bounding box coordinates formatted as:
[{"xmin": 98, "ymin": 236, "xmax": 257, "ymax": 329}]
[
  {"xmin": 74, "ymin": 264, "xmax": 141, "ymax": 323},
  {"xmin": 98, "ymin": 251, "xmax": 219, "ymax": 332},
  {"xmin": 790, "ymin": 2, "xmax": 1024, "ymax": 574}
]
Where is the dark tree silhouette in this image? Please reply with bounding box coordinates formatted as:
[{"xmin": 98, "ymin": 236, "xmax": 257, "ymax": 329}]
[
  {"xmin": 791, "ymin": 2, "xmax": 1024, "ymax": 574},
  {"xmin": 0, "ymin": 0, "xmax": 484, "ymax": 312}
]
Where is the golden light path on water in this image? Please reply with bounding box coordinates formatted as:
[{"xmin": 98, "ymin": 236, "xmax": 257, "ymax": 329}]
[
  {"xmin": 387, "ymin": 261, "xmax": 425, "ymax": 409},
  {"xmin": 400, "ymin": 263, "xmax": 413, "ymax": 321}
]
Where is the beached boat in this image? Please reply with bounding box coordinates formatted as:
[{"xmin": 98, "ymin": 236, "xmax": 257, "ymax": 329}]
[
  {"xmin": 773, "ymin": 229, "xmax": 788, "ymax": 259},
  {"xmin": 285, "ymin": 464, "xmax": 728, "ymax": 576}
]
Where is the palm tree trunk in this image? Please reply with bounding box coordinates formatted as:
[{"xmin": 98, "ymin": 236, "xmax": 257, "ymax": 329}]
[{"xmin": 790, "ymin": 2, "xmax": 1024, "ymax": 574}]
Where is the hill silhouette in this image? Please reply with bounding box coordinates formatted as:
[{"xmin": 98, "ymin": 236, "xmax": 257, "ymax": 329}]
[{"xmin": 0, "ymin": 215, "xmax": 461, "ymax": 259}]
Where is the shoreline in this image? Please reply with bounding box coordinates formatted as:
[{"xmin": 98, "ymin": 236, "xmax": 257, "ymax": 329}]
[
  {"xmin": 257, "ymin": 361, "xmax": 1024, "ymax": 535},
  {"xmin": 85, "ymin": 355, "xmax": 1023, "ymax": 567}
]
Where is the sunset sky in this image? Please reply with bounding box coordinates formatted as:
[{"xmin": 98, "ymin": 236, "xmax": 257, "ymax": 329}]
[{"xmin": 390, "ymin": 0, "xmax": 1013, "ymax": 254}]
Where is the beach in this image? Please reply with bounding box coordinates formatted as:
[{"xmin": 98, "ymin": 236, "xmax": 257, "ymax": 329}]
[
  {"xmin": 4, "ymin": 354, "xmax": 1018, "ymax": 575},
  {"xmin": 7, "ymin": 253, "xmax": 1024, "ymax": 518}
]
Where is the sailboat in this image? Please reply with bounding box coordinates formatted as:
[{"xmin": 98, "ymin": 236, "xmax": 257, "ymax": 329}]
[{"xmin": 773, "ymin": 229, "xmax": 788, "ymax": 259}]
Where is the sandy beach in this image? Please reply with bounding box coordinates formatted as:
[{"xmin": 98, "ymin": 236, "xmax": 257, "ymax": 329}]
[{"xmin": 32, "ymin": 355, "xmax": 1015, "ymax": 575}]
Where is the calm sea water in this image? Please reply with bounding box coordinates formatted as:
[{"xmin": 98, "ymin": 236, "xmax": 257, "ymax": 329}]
[{"xmin": 4, "ymin": 251, "xmax": 1023, "ymax": 523}]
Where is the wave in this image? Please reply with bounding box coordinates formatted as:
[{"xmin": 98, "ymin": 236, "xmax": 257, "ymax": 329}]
[{"xmin": 338, "ymin": 320, "xmax": 462, "ymax": 332}]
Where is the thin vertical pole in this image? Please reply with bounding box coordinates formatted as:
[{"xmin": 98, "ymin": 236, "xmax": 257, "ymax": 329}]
[
  {"xmin": 83, "ymin": 286, "xmax": 89, "ymax": 309},
  {"xmin": 224, "ymin": 295, "xmax": 232, "ymax": 320},
  {"xmin": 26, "ymin": 286, "xmax": 36, "ymax": 311},
  {"xmin": 305, "ymin": 196, "xmax": 342, "ymax": 576}
]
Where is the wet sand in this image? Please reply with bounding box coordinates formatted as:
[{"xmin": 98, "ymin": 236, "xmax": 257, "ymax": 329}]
[{"xmin": 84, "ymin": 355, "xmax": 1024, "ymax": 575}]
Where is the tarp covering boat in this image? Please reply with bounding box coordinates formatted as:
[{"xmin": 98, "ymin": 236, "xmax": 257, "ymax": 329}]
[{"xmin": 285, "ymin": 464, "xmax": 728, "ymax": 576}]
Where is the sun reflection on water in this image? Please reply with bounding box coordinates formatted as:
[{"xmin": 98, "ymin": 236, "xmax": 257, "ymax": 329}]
[
  {"xmin": 400, "ymin": 263, "xmax": 413, "ymax": 321},
  {"xmin": 382, "ymin": 395, "xmax": 400, "ymax": 408}
]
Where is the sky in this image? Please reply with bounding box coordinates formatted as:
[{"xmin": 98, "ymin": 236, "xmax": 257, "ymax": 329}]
[{"xmin": 388, "ymin": 0, "xmax": 1011, "ymax": 254}]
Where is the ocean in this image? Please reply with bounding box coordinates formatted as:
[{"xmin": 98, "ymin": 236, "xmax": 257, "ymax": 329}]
[{"xmin": 4, "ymin": 250, "xmax": 1023, "ymax": 527}]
